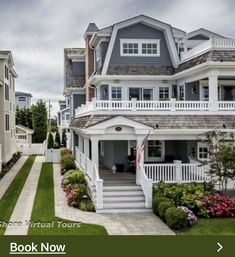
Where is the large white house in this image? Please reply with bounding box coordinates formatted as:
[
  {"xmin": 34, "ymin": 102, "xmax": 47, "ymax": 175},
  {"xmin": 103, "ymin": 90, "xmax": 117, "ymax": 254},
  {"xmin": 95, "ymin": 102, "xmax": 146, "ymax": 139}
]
[
  {"xmin": 62, "ymin": 15, "xmax": 235, "ymax": 213},
  {"xmin": 0, "ymin": 51, "xmax": 18, "ymax": 171}
]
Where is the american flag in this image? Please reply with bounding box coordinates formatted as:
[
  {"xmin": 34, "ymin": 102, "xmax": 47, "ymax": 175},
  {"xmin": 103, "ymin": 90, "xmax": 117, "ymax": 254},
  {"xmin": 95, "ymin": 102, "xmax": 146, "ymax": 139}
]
[{"xmin": 136, "ymin": 131, "xmax": 150, "ymax": 168}]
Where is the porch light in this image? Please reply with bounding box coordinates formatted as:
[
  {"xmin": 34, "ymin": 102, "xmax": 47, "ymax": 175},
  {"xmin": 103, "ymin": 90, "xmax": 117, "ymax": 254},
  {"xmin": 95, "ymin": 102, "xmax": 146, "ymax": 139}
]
[{"xmin": 191, "ymin": 85, "xmax": 197, "ymax": 95}]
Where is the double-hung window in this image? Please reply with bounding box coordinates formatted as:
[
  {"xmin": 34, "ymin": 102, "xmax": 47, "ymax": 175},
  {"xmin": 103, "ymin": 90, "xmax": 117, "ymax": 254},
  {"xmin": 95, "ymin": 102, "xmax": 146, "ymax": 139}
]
[
  {"xmin": 159, "ymin": 87, "xmax": 169, "ymax": 100},
  {"xmin": 18, "ymin": 96, "xmax": 26, "ymax": 102},
  {"xmin": 5, "ymin": 83, "xmax": 9, "ymax": 101},
  {"xmin": 111, "ymin": 87, "xmax": 122, "ymax": 100},
  {"xmin": 197, "ymin": 143, "xmax": 209, "ymax": 161},
  {"xmin": 178, "ymin": 85, "xmax": 185, "ymax": 100},
  {"xmin": 146, "ymin": 140, "xmax": 164, "ymax": 161},
  {"xmin": 5, "ymin": 114, "xmax": 10, "ymax": 131},
  {"xmin": 121, "ymin": 39, "xmax": 160, "ymax": 57}
]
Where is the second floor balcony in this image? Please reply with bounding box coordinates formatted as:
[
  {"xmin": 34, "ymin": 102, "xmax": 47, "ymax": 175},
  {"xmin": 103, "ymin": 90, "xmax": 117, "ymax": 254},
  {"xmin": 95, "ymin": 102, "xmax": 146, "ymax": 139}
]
[{"xmin": 75, "ymin": 98, "xmax": 235, "ymax": 117}]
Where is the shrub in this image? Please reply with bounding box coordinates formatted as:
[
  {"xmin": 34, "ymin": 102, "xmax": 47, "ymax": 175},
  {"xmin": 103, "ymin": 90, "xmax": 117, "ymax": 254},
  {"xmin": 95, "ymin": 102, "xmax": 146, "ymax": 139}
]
[
  {"xmin": 79, "ymin": 199, "xmax": 95, "ymax": 212},
  {"xmin": 65, "ymin": 184, "xmax": 87, "ymax": 207},
  {"xmin": 153, "ymin": 196, "xmax": 172, "ymax": 215},
  {"xmin": 62, "ymin": 131, "xmax": 67, "ymax": 147},
  {"xmin": 62, "ymin": 159, "xmax": 76, "ymax": 174},
  {"xmin": 165, "ymin": 207, "xmax": 189, "ymax": 230},
  {"xmin": 62, "ymin": 170, "xmax": 85, "ymax": 187},
  {"xmin": 158, "ymin": 201, "xmax": 175, "ymax": 219},
  {"xmin": 177, "ymin": 206, "xmax": 197, "ymax": 225},
  {"xmin": 61, "ymin": 148, "xmax": 71, "ymax": 157},
  {"xmin": 203, "ymin": 194, "xmax": 235, "ymax": 217},
  {"xmin": 61, "ymin": 155, "xmax": 75, "ymax": 166},
  {"xmin": 47, "ymin": 133, "xmax": 54, "ymax": 149},
  {"xmin": 54, "ymin": 132, "xmax": 60, "ymax": 149}
]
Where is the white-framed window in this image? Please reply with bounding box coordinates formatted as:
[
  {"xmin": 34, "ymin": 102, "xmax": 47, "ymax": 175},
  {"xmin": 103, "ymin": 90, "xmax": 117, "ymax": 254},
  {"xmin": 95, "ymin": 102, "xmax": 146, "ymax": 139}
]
[
  {"xmin": 17, "ymin": 135, "xmax": 27, "ymax": 140},
  {"xmin": 5, "ymin": 114, "xmax": 10, "ymax": 131},
  {"xmin": 120, "ymin": 39, "xmax": 160, "ymax": 57},
  {"xmin": 146, "ymin": 140, "xmax": 164, "ymax": 161},
  {"xmin": 5, "ymin": 83, "xmax": 9, "ymax": 101},
  {"xmin": 111, "ymin": 86, "xmax": 122, "ymax": 100},
  {"xmin": 197, "ymin": 143, "xmax": 209, "ymax": 161},
  {"xmin": 18, "ymin": 96, "xmax": 26, "ymax": 102},
  {"xmin": 201, "ymin": 86, "xmax": 209, "ymax": 101},
  {"xmin": 159, "ymin": 87, "xmax": 170, "ymax": 100},
  {"xmin": 5, "ymin": 65, "xmax": 9, "ymax": 80},
  {"xmin": 178, "ymin": 85, "xmax": 185, "ymax": 100}
]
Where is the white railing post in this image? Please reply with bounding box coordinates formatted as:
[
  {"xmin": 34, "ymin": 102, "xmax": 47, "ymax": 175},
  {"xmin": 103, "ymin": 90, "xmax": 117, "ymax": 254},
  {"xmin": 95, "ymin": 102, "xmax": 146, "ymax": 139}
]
[
  {"xmin": 174, "ymin": 160, "xmax": 182, "ymax": 183},
  {"xmin": 96, "ymin": 179, "xmax": 103, "ymax": 209},
  {"xmin": 131, "ymin": 98, "xmax": 137, "ymax": 111},
  {"xmin": 170, "ymin": 98, "xmax": 176, "ymax": 111}
]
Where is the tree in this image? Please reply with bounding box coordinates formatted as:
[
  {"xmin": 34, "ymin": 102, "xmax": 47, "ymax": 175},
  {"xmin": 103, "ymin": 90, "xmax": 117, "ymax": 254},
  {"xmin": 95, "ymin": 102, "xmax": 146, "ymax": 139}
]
[
  {"xmin": 203, "ymin": 130, "xmax": 235, "ymax": 195},
  {"xmin": 31, "ymin": 100, "xmax": 48, "ymax": 143},
  {"xmin": 54, "ymin": 131, "xmax": 60, "ymax": 149},
  {"xmin": 16, "ymin": 107, "xmax": 33, "ymax": 129},
  {"xmin": 47, "ymin": 133, "xmax": 54, "ymax": 149},
  {"xmin": 62, "ymin": 131, "xmax": 67, "ymax": 147}
]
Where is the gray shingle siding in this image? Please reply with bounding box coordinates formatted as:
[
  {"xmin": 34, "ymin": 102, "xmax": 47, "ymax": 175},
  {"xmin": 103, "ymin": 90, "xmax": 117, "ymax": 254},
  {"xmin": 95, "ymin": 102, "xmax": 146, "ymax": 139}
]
[
  {"xmin": 96, "ymin": 41, "xmax": 109, "ymax": 70},
  {"xmin": 109, "ymin": 23, "xmax": 173, "ymax": 67}
]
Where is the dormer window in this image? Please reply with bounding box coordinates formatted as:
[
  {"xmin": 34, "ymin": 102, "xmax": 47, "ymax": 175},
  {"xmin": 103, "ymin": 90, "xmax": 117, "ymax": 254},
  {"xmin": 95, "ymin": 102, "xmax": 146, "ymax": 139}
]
[{"xmin": 120, "ymin": 39, "xmax": 160, "ymax": 57}]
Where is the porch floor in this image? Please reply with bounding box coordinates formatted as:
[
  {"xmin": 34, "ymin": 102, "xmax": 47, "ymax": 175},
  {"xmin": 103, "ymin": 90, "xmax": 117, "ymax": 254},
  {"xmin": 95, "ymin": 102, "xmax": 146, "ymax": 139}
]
[{"xmin": 99, "ymin": 165, "xmax": 136, "ymax": 187}]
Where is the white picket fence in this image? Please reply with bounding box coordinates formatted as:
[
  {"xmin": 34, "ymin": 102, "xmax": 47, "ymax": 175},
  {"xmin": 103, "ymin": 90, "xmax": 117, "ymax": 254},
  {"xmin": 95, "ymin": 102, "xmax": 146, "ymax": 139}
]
[{"xmin": 16, "ymin": 142, "xmax": 46, "ymax": 156}]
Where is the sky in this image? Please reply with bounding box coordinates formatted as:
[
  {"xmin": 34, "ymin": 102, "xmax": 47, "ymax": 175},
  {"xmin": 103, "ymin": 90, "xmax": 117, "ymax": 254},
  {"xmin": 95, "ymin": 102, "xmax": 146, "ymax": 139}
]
[{"xmin": 0, "ymin": 0, "xmax": 235, "ymax": 117}]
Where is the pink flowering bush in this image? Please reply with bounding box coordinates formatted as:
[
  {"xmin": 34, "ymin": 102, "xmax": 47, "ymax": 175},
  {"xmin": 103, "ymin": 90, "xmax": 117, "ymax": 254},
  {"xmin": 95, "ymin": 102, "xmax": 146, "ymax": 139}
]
[
  {"xmin": 203, "ymin": 194, "xmax": 235, "ymax": 217},
  {"xmin": 64, "ymin": 184, "xmax": 87, "ymax": 207}
]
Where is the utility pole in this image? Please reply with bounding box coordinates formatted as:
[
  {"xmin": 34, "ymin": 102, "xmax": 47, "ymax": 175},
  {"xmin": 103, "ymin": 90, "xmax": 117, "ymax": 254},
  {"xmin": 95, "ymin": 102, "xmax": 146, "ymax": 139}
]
[{"xmin": 48, "ymin": 100, "xmax": 51, "ymax": 127}]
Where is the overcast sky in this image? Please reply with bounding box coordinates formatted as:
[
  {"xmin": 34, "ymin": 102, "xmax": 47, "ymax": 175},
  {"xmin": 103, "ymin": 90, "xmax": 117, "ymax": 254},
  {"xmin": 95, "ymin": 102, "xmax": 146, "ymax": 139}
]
[{"xmin": 0, "ymin": 0, "xmax": 235, "ymax": 116}]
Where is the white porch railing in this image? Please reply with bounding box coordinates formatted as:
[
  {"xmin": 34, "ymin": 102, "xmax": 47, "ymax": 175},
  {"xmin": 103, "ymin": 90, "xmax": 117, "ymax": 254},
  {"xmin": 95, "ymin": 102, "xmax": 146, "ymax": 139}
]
[
  {"xmin": 143, "ymin": 162, "xmax": 210, "ymax": 183},
  {"xmin": 181, "ymin": 38, "xmax": 235, "ymax": 61},
  {"xmin": 75, "ymin": 147, "xmax": 103, "ymax": 209},
  {"xmin": 218, "ymin": 101, "xmax": 235, "ymax": 110},
  {"xmin": 75, "ymin": 98, "xmax": 235, "ymax": 117},
  {"xmin": 139, "ymin": 165, "xmax": 153, "ymax": 208}
]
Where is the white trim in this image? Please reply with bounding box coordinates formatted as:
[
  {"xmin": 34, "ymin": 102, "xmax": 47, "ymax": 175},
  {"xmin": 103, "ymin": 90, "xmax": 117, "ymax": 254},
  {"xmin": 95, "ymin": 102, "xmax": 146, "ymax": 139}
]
[
  {"xmin": 120, "ymin": 38, "xmax": 160, "ymax": 57},
  {"xmin": 145, "ymin": 140, "xmax": 165, "ymax": 162},
  {"xmin": 197, "ymin": 142, "xmax": 210, "ymax": 161}
]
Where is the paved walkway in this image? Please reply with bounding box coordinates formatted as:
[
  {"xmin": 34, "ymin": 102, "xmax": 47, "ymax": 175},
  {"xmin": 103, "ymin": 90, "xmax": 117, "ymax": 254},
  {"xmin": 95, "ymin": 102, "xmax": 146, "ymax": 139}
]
[
  {"xmin": 0, "ymin": 156, "xmax": 27, "ymax": 200},
  {"xmin": 54, "ymin": 164, "xmax": 174, "ymax": 235},
  {"xmin": 5, "ymin": 156, "xmax": 44, "ymax": 235}
]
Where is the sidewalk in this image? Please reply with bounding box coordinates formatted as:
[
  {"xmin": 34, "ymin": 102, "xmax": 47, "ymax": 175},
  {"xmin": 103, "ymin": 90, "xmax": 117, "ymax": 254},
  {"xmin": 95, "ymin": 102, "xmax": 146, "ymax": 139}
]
[
  {"xmin": 4, "ymin": 156, "xmax": 44, "ymax": 235},
  {"xmin": 54, "ymin": 164, "xmax": 174, "ymax": 235},
  {"xmin": 0, "ymin": 156, "xmax": 27, "ymax": 200}
]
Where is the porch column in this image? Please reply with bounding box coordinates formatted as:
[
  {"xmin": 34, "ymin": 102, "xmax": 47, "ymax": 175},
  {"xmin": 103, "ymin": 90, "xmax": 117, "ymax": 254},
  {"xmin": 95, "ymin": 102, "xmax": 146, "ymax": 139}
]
[
  {"xmin": 91, "ymin": 139, "xmax": 99, "ymax": 167},
  {"xmin": 79, "ymin": 135, "xmax": 84, "ymax": 153},
  {"xmin": 71, "ymin": 131, "xmax": 75, "ymax": 154},
  {"xmin": 208, "ymin": 70, "xmax": 219, "ymax": 111},
  {"xmin": 84, "ymin": 137, "xmax": 90, "ymax": 158},
  {"xmin": 136, "ymin": 138, "xmax": 144, "ymax": 185}
]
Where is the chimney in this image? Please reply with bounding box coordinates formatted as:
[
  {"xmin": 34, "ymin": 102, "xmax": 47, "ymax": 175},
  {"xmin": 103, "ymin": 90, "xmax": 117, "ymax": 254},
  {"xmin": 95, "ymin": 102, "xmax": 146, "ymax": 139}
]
[{"xmin": 84, "ymin": 23, "xmax": 98, "ymax": 101}]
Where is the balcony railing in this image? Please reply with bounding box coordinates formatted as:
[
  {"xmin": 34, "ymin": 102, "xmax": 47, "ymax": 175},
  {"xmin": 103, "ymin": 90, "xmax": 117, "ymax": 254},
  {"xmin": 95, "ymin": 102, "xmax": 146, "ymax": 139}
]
[
  {"xmin": 75, "ymin": 98, "xmax": 235, "ymax": 117},
  {"xmin": 60, "ymin": 120, "xmax": 70, "ymax": 127},
  {"xmin": 181, "ymin": 38, "xmax": 235, "ymax": 61}
]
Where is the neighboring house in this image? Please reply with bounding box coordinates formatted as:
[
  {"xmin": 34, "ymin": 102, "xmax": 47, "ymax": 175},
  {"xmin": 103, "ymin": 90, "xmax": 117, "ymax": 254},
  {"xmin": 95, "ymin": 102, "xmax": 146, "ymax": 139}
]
[
  {"xmin": 15, "ymin": 91, "xmax": 32, "ymax": 109},
  {"xmin": 62, "ymin": 15, "xmax": 235, "ymax": 212},
  {"xmin": 15, "ymin": 125, "xmax": 34, "ymax": 144},
  {"xmin": 57, "ymin": 48, "xmax": 86, "ymax": 146},
  {"xmin": 0, "ymin": 51, "xmax": 18, "ymax": 170}
]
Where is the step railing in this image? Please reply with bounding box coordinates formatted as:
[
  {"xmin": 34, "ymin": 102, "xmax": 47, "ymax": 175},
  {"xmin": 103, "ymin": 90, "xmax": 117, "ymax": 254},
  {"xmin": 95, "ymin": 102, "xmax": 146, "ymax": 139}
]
[
  {"xmin": 143, "ymin": 161, "xmax": 210, "ymax": 183},
  {"xmin": 139, "ymin": 165, "xmax": 153, "ymax": 208},
  {"xmin": 74, "ymin": 147, "xmax": 103, "ymax": 209}
]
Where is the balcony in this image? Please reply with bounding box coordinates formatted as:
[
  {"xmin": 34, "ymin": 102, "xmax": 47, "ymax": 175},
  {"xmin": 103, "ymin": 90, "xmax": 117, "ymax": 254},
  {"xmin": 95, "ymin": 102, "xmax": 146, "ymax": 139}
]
[
  {"xmin": 181, "ymin": 38, "xmax": 235, "ymax": 62},
  {"xmin": 75, "ymin": 98, "xmax": 235, "ymax": 117}
]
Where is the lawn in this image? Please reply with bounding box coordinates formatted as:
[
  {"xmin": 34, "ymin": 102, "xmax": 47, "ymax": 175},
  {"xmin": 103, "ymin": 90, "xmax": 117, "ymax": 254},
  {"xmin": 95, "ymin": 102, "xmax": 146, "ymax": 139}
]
[
  {"xmin": 0, "ymin": 155, "xmax": 36, "ymax": 235},
  {"xmin": 28, "ymin": 163, "xmax": 108, "ymax": 235},
  {"xmin": 180, "ymin": 218, "xmax": 235, "ymax": 235}
]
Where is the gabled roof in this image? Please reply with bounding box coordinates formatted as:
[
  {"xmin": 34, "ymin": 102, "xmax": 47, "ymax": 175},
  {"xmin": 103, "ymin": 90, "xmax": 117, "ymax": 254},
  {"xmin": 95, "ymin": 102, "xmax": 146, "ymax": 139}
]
[
  {"xmin": 0, "ymin": 50, "xmax": 14, "ymax": 66},
  {"xmin": 16, "ymin": 125, "xmax": 34, "ymax": 134},
  {"xmin": 187, "ymin": 28, "xmax": 225, "ymax": 40},
  {"xmin": 84, "ymin": 23, "xmax": 99, "ymax": 38}
]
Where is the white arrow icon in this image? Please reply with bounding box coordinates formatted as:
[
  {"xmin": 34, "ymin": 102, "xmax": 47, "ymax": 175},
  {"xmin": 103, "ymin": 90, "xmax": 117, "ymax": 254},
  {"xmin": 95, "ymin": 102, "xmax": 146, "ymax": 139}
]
[{"xmin": 217, "ymin": 242, "xmax": 223, "ymax": 253}]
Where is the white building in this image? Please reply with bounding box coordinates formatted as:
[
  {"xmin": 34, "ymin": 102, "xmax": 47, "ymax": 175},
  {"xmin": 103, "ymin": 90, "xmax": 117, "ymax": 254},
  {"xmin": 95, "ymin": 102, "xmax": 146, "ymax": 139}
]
[
  {"xmin": 63, "ymin": 15, "xmax": 235, "ymax": 212},
  {"xmin": 15, "ymin": 91, "xmax": 32, "ymax": 109}
]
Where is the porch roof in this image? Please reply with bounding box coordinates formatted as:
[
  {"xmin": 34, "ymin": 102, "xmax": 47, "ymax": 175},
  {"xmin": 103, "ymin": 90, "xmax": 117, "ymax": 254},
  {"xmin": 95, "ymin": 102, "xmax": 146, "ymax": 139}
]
[{"xmin": 70, "ymin": 114, "xmax": 235, "ymax": 130}]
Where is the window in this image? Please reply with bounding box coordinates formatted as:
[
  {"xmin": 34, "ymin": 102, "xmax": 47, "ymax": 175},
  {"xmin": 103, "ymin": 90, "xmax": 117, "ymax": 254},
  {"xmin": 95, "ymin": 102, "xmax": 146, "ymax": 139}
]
[
  {"xmin": 129, "ymin": 88, "xmax": 153, "ymax": 100},
  {"xmin": 18, "ymin": 96, "xmax": 26, "ymax": 102},
  {"xmin": 147, "ymin": 140, "xmax": 164, "ymax": 161},
  {"xmin": 142, "ymin": 43, "xmax": 158, "ymax": 55},
  {"xmin": 5, "ymin": 65, "xmax": 9, "ymax": 79},
  {"xmin": 17, "ymin": 135, "xmax": 27, "ymax": 140},
  {"xmin": 111, "ymin": 87, "xmax": 122, "ymax": 100},
  {"xmin": 198, "ymin": 143, "xmax": 209, "ymax": 161},
  {"xmin": 120, "ymin": 39, "xmax": 160, "ymax": 57},
  {"xmin": 202, "ymin": 86, "xmax": 209, "ymax": 101},
  {"xmin": 5, "ymin": 114, "xmax": 9, "ymax": 131},
  {"xmin": 178, "ymin": 85, "xmax": 185, "ymax": 100},
  {"xmin": 5, "ymin": 83, "xmax": 9, "ymax": 101},
  {"xmin": 159, "ymin": 87, "xmax": 169, "ymax": 100},
  {"xmin": 143, "ymin": 89, "xmax": 153, "ymax": 100}
]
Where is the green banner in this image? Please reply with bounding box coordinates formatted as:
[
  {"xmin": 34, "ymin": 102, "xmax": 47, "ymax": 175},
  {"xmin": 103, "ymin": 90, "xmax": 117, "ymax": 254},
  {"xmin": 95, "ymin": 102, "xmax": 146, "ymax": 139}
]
[{"xmin": 0, "ymin": 236, "xmax": 233, "ymax": 257}]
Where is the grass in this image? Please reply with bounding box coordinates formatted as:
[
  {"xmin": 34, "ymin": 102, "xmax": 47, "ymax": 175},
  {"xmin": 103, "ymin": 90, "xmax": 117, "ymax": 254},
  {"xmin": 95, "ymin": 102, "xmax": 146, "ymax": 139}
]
[
  {"xmin": 0, "ymin": 155, "xmax": 36, "ymax": 235},
  {"xmin": 28, "ymin": 163, "xmax": 108, "ymax": 235},
  {"xmin": 180, "ymin": 218, "xmax": 235, "ymax": 235}
]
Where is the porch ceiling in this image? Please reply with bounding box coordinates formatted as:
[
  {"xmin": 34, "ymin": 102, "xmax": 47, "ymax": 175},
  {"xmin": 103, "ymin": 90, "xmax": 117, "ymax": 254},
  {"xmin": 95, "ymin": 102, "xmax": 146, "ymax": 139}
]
[{"xmin": 70, "ymin": 114, "xmax": 235, "ymax": 130}]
